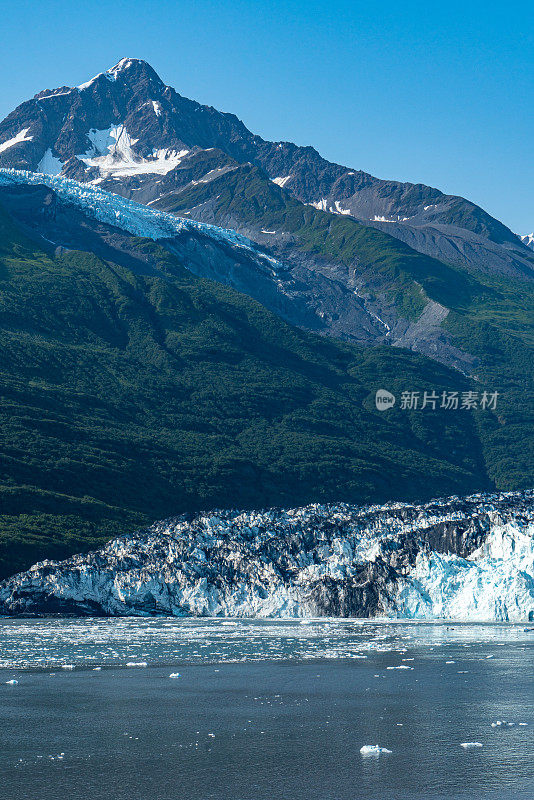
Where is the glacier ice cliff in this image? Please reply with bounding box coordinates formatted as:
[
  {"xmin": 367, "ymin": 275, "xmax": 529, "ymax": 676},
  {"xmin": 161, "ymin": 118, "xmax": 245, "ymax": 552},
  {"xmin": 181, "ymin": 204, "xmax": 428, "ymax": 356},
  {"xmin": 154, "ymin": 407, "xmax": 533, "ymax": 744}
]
[{"xmin": 0, "ymin": 491, "xmax": 532, "ymax": 620}]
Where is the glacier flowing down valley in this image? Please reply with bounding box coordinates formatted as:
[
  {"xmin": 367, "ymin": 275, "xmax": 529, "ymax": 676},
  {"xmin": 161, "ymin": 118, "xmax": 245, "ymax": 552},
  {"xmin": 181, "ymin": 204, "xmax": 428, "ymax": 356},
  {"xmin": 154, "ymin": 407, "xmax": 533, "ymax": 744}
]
[
  {"xmin": 0, "ymin": 491, "xmax": 532, "ymax": 620},
  {"xmin": 0, "ymin": 168, "xmax": 279, "ymax": 266}
]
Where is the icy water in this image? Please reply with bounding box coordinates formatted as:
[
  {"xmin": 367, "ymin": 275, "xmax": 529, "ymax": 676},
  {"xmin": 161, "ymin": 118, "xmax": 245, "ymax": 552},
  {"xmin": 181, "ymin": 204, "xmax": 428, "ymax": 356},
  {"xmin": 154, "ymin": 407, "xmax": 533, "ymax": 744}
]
[{"xmin": 1, "ymin": 619, "xmax": 533, "ymax": 800}]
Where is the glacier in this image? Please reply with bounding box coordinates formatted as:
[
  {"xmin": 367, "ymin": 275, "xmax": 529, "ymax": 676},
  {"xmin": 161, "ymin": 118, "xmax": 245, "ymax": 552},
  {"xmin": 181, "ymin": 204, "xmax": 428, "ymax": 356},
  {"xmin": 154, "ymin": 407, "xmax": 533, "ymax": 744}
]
[
  {"xmin": 392, "ymin": 520, "xmax": 534, "ymax": 620},
  {"xmin": 0, "ymin": 168, "xmax": 279, "ymax": 266},
  {"xmin": 0, "ymin": 491, "xmax": 532, "ymax": 620}
]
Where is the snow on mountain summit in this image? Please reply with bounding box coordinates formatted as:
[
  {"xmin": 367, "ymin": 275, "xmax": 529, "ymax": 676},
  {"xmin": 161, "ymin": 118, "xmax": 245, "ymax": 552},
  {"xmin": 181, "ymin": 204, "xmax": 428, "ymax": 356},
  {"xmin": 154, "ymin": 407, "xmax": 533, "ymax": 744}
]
[{"xmin": 77, "ymin": 57, "xmax": 164, "ymax": 92}]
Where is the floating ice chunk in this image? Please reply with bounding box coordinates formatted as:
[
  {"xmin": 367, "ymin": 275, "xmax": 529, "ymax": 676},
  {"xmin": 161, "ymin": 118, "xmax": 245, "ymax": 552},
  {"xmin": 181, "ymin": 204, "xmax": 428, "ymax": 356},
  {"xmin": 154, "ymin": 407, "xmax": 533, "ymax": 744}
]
[
  {"xmin": 61, "ymin": 664, "xmax": 75, "ymax": 670},
  {"xmin": 360, "ymin": 744, "xmax": 392, "ymax": 755},
  {"xmin": 491, "ymin": 720, "xmax": 515, "ymax": 728},
  {"xmin": 386, "ymin": 665, "xmax": 413, "ymax": 670},
  {"xmin": 169, "ymin": 673, "xmax": 181, "ymax": 679},
  {"xmin": 460, "ymin": 742, "xmax": 483, "ymax": 748},
  {"xmin": 6, "ymin": 679, "xmax": 18, "ymax": 685},
  {"xmin": 445, "ymin": 660, "xmax": 455, "ymax": 664},
  {"xmin": 126, "ymin": 661, "xmax": 147, "ymax": 667}
]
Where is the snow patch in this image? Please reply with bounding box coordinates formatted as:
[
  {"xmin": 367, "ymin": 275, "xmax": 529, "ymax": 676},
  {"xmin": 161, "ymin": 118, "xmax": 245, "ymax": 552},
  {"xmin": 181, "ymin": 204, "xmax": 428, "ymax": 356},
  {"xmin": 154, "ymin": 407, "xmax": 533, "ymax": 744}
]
[
  {"xmin": 77, "ymin": 58, "xmax": 141, "ymax": 91},
  {"xmin": 272, "ymin": 176, "xmax": 292, "ymax": 187},
  {"xmin": 37, "ymin": 149, "xmax": 63, "ymax": 176},
  {"xmin": 0, "ymin": 128, "xmax": 33, "ymax": 154},
  {"xmin": 78, "ymin": 125, "xmax": 188, "ymax": 178},
  {"xmin": 334, "ymin": 200, "xmax": 352, "ymax": 215},
  {"xmin": 309, "ymin": 198, "xmax": 328, "ymax": 211},
  {"xmin": 372, "ymin": 214, "xmax": 411, "ymax": 223}
]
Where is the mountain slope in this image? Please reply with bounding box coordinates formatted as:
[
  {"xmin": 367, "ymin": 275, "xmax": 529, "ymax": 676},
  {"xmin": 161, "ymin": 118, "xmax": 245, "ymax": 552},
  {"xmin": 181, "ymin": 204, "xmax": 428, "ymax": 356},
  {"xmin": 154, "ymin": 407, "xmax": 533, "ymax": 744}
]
[
  {"xmin": 153, "ymin": 163, "xmax": 534, "ymax": 494},
  {"xmin": 1, "ymin": 59, "xmax": 532, "ymax": 386},
  {"xmin": 0, "ymin": 174, "xmax": 497, "ymax": 579},
  {"xmin": 0, "ymin": 58, "xmax": 532, "ymax": 279}
]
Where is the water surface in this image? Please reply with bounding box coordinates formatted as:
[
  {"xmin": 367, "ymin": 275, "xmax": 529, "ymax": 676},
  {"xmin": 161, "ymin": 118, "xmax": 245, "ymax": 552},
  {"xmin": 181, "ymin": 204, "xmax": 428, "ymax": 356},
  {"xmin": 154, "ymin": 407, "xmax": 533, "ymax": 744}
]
[{"xmin": 1, "ymin": 619, "xmax": 532, "ymax": 799}]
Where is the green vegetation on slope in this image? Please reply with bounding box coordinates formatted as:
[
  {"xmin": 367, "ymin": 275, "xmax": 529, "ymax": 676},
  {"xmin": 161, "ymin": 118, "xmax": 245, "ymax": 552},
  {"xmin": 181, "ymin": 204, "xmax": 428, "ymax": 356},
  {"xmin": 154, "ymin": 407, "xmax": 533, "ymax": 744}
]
[
  {"xmin": 156, "ymin": 165, "xmax": 534, "ymax": 494},
  {"xmin": 0, "ymin": 203, "xmax": 492, "ymax": 578},
  {"xmin": 157, "ymin": 165, "xmax": 479, "ymax": 316}
]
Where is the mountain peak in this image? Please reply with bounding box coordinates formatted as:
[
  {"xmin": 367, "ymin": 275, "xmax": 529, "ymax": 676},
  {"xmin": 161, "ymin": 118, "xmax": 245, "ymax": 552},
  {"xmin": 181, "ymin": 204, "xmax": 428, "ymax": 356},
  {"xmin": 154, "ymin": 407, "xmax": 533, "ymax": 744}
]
[
  {"xmin": 77, "ymin": 57, "xmax": 164, "ymax": 92},
  {"xmin": 108, "ymin": 57, "xmax": 157, "ymax": 77}
]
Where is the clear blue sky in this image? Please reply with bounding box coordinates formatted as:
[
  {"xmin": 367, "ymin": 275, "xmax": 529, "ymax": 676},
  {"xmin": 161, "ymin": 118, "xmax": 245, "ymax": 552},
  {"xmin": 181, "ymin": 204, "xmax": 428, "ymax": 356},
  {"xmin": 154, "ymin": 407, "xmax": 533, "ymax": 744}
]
[{"xmin": 1, "ymin": 0, "xmax": 532, "ymax": 232}]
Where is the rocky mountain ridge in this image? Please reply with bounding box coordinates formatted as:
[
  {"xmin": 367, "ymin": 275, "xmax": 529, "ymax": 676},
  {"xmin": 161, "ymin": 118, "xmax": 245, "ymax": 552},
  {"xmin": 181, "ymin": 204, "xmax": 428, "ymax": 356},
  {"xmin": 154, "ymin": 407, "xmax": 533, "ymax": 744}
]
[{"xmin": 1, "ymin": 58, "xmax": 532, "ymax": 280}]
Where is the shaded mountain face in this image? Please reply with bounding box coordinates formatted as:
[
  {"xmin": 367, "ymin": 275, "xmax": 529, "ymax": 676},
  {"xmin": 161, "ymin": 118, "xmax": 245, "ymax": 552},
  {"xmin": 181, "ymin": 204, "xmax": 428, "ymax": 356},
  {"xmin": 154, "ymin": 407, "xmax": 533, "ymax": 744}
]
[
  {"xmin": 1, "ymin": 490, "xmax": 532, "ymax": 620},
  {"xmin": 0, "ymin": 58, "xmax": 532, "ymax": 280}
]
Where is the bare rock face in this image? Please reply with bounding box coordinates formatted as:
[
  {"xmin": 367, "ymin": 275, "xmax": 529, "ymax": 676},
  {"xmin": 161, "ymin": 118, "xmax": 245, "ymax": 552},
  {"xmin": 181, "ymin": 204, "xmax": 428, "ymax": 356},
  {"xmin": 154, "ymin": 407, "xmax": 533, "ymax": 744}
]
[{"xmin": 1, "ymin": 491, "xmax": 532, "ymax": 621}]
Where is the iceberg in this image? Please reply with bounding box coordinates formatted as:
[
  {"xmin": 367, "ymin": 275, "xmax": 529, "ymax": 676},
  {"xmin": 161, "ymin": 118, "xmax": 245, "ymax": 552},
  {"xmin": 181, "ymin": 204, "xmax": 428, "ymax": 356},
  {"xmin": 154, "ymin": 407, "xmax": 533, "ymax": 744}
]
[{"xmin": 360, "ymin": 745, "xmax": 392, "ymax": 755}]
